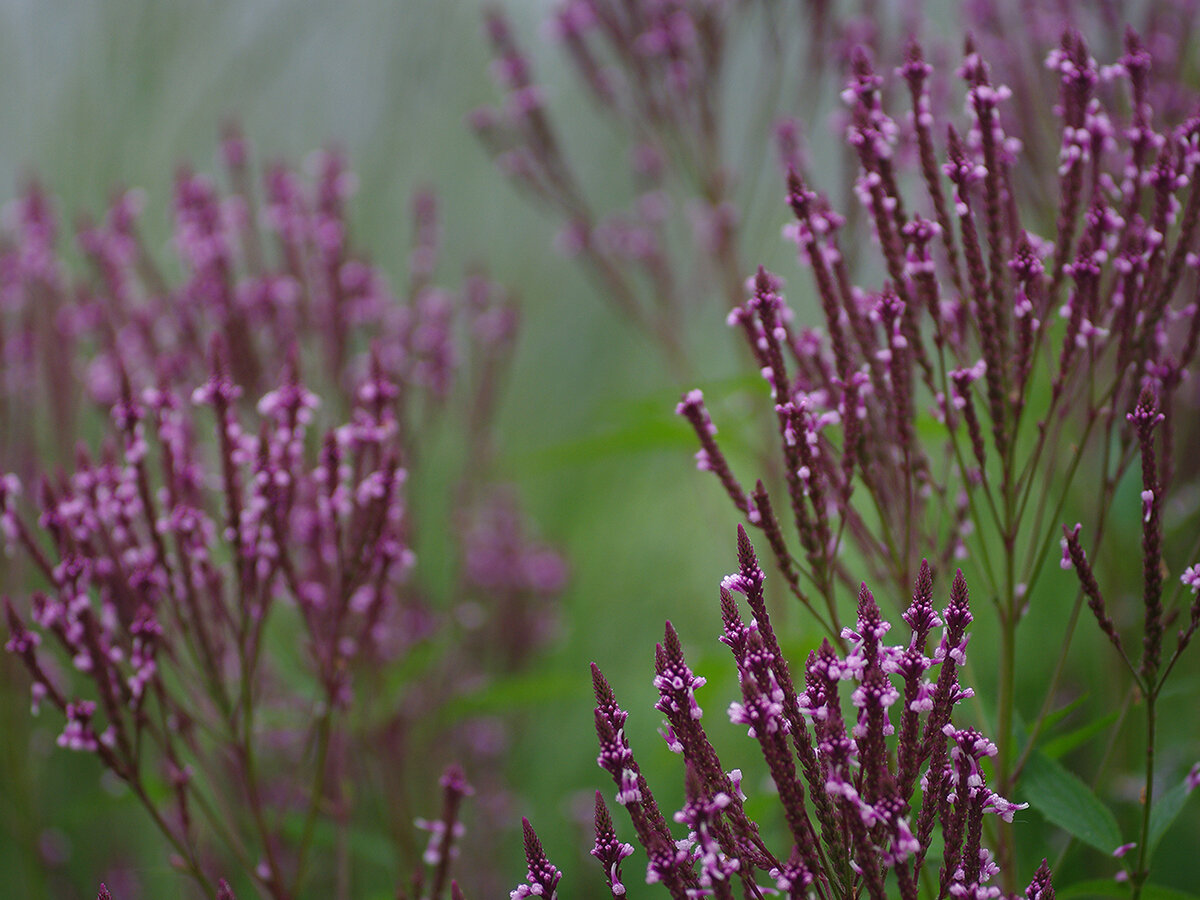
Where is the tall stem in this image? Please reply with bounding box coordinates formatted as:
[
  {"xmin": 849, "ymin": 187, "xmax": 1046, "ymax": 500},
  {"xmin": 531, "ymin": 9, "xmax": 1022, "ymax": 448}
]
[
  {"xmin": 994, "ymin": 585, "xmax": 1018, "ymax": 892},
  {"xmin": 1131, "ymin": 688, "xmax": 1158, "ymax": 899},
  {"xmin": 994, "ymin": 478, "xmax": 1019, "ymax": 892}
]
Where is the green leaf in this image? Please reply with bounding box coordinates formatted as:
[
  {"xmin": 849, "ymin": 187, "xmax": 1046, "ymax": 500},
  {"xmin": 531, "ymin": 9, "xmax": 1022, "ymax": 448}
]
[
  {"xmin": 1056, "ymin": 880, "xmax": 1128, "ymax": 900},
  {"xmin": 520, "ymin": 418, "xmax": 696, "ymax": 469},
  {"xmin": 437, "ymin": 667, "xmax": 579, "ymax": 721},
  {"xmin": 1147, "ymin": 775, "xmax": 1197, "ymax": 860},
  {"xmin": 1038, "ymin": 693, "xmax": 1090, "ymax": 736},
  {"xmin": 1020, "ymin": 751, "xmax": 1122, "ymax": 853},
  {"xmin": 1041, "ymin": 709, "xmax": 1121, "ymax": 760},
  {"xmin": 1057, "ymin": 880, "xmax": 1200, "ymax": 900}
]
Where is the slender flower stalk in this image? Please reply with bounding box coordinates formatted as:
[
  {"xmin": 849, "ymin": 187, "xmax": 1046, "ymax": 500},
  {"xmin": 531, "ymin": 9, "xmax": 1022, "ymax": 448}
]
[
  {"xmin": 473, "ymin": 1, "xmax": 845, "ymax": 375},
  {"xmin": 1062, "ymin": 385, "xmax": 1200, "ymax": 895}
]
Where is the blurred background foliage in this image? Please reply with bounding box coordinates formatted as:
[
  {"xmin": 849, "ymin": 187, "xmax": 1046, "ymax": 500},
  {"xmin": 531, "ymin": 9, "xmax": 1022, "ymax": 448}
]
[{"xmin": 0, "ymin": 1, "xmax": 1196, "ymax": 898}]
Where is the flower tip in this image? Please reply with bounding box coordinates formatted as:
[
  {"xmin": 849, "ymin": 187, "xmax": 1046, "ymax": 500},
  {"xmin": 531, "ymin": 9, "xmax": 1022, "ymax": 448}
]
[
  {"xmin": 1186, "ymin": 761, "xmax": 1200, "ymax": 791},
  {"xmin": 1112, "ymin": 842, "xmax": 1136, "ymax": 858}
]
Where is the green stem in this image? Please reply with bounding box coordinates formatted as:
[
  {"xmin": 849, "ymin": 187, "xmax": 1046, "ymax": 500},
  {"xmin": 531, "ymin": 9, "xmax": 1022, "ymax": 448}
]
[
  {"xmin": 128, "ymin": 778, "xmax": 215, "ymax": 896},
  {"xmin": 291, "ymin": 704, "xmax": 335, "ymax": 896},
  {"xmin": 994, "ymin": 587, "xmax": 1018, "ymax": 892},
  {"xmin": 1131, "ymin": 689, "xmax": 1158, "ymax": 899},
  {"xmin": 239, "ymin": 660, "xmax": 289, "ymax": 899}
]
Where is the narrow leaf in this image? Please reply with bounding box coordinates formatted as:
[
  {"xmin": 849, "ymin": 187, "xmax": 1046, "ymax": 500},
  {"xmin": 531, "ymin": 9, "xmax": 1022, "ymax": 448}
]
[
  {"xmin": 1039, "ymin": 693, "xmax": 1090, "ymax": 736},
  {"xmin": 1057, "ymin": 880, "xmax": 1200, "ymax": 900},
  {"xmin": 1147, "ymin": 775, "xmax": 1196, "ymax": 860},
  {"xmin": 1041, "ymin": 710, "xmax": 1120, "ymax": 760}
]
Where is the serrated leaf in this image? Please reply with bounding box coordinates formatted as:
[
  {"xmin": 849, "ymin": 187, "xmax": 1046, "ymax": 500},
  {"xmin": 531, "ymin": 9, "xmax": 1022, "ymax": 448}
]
[
  {"xmin": 1020, "ymin": 751, "xmax": 1122, "ymax": 853},
  {"xmin": 1147, "ymin": 775, "xmax": 1196, "ymax": 860},
  {"xmin": 1041, "ymin": 710, "xmax": 1120, "ymax": 760}
]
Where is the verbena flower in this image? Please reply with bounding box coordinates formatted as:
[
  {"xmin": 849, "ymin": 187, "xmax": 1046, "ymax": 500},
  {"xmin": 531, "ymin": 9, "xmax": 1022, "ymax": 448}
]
[
  {"xmin": 3, "ymin": 358, "xmax": 449, "ymax": 896},
  {"xmin": 0, "ymin": 133, "xmax": 563, "ymax": 898},
  {"xmin": 513, "ymin": 529, "xmax": 1052, "ymax": 900},
  {"xmin": 681, "ymin": 33, "xmax": 1200, "ymax": 612},
  {"xmin": 671, "ymin": 37, "xmax": 1200, "ymax": 889},
  {"xmin": 472, "ymin": 1, "xmax": 847, "ymax": 374}
]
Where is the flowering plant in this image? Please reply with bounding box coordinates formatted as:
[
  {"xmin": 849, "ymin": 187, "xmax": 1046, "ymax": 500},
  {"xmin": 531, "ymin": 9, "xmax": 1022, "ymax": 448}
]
[
  {"xmin": 480, "ymin": 2, "xmax": 1200, "ymax": 896},
  {"xmin": 0, "ymin": 137, "xmax": 562, "ymax": 897},
  {"xmin": 671, "ymin": 29, "xmax": 1200, "ymax": 892},
  {"xmin": 515, "ymin": 528, "xmax": 1055, "ymax": 900},
  {"xmin": 3, "ymin": 356, "xmax": 471, "ymax": 897}
]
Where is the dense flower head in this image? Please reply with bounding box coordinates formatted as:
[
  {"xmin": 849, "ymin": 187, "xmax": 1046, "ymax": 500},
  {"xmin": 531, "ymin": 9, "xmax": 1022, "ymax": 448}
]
[
  {"xmin": 511, "ymin": 819, "xmax": 562, "ymax": 900},
  {"xmin": 591, "ymin": 792, "xmax": 635, "ymax": 897}
]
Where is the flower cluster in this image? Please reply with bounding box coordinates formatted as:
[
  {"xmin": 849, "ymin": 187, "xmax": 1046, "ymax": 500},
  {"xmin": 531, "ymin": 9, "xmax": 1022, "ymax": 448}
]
[
  {"xmin": 515, "ymin": 528, "xmax": 1052, "ymax": 900},
  {"xmin": 472, "ymin": 0, "xmax": 838, "ymax": 372},
  {"xmin": 963, "ymin": 1, "xmax": 1200, "ymax": 201},
  {"xmin": 682, "ymin": 32, "xmax": 1200, "ymax": 614},
  {"xmin": 0, "ymin": 134, "xmax": 563, "ymax": 897},
  {"xmin": 1, "ymin": 130, "xmax": 510, "ymax": 474},
  {"xmin": 3, "ymin": 357, "xmax": 431, "ymax": 895},
  {"xmin": 0, "ymin": 130, "xmax": 565, "ymax": 661},
  {"xmin": 673, "ymin": 42, "xmax": 1200, "ymax": 883}
]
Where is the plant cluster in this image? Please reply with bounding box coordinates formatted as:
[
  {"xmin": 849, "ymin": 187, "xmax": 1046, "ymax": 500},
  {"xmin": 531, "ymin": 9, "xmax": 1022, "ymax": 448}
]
[
  {"xmin": 669, "ymin": 27, "xmax": 1200, "ymax": 894},
  {"xmin": 3, "ymin": 1, "xmax": 1200, "ymax": 899},
  {"xmin": 1, "ymin": 137, "xmax": 561, "ymax": 898},
  {"xmin": 516, "ymin": 529, "xmax": 1054, "ymax": 900}
]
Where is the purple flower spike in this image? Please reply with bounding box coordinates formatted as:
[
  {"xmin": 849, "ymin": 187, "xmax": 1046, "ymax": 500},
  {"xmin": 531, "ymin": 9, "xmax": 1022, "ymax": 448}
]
[
  {"xmin": 1128, "ymin": 387, "xmax": 1166, "ymax": 683},
  {"xmin": 654, "ymin": 622, "xmax": 706, "ymax": 723},
  {"xmin": 416, "ymin": 765, "xmax": 475, "ymax": 900},
  {"xmin": 591, "ymin": 792, "xmax": 634, "ymax": 898},
  {"xmin": 675, "ymin": 389, "xmax": 750, "ymax": 516},
  {"xmin": 1024, "ymin": 859, "xmax": 1055, "ymax": 900},
  {"xmin": 717, "ymin": 586, "xmax": 751, "ymax": 667},
  {"xmin": 593, "ymin": 697, "xmax": 640, "ymax": 806},
  {"xmin": 674, "ymin": 763, "xmax": 740, "ymax": 893},
  {"xmin": 510, "ymin": 819, "xmax": 561, "ymax": 900},
  {"xmin": 903, "ymin": 560, "xmax": 941, "ymax": 643},
  {"xmin": 1061, "ymin": 524, "xmax": 1123, "ymax": 654}
]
